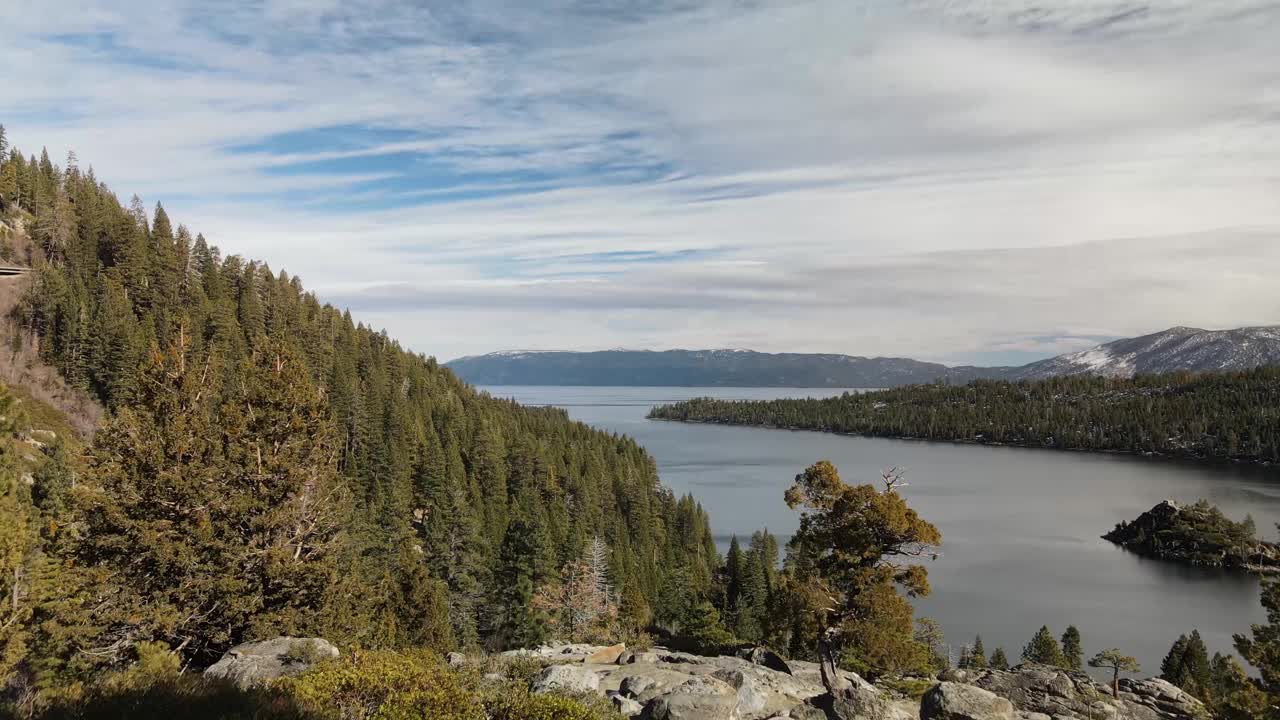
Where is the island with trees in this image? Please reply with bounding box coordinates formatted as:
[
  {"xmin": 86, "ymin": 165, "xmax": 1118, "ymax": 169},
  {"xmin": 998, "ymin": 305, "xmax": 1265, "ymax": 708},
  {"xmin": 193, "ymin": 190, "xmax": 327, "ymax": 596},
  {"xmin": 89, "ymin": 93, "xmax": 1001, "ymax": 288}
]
[
  {"xmin": 647, "ymin": 372, "xmax": 1280, "ymax": 464},
  {"xmin": 1104, "ymin": 500, "xmax": 1280, "ymax": 573}
]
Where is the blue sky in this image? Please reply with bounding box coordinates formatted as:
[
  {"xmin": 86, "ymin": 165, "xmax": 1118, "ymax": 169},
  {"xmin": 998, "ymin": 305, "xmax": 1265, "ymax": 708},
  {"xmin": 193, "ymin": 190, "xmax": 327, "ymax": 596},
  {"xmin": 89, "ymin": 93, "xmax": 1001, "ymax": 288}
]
[{"xmin": 2, "ymin": 0, "xmax": 1279, "ymax": 363}]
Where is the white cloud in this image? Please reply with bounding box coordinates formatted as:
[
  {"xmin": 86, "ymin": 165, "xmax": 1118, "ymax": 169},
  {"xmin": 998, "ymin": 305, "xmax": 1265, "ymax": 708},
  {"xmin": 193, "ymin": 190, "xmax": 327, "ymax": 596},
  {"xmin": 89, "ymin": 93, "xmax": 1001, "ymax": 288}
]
[{"xmin": 1, "ymin": 0, "xmax": 1278, "ymax": 362}]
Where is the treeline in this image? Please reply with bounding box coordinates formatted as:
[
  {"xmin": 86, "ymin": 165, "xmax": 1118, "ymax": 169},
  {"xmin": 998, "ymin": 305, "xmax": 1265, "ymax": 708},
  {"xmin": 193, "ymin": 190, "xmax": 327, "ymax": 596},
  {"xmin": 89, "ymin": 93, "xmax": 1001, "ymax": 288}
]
[
  {"xmin": 648, "ymin": 371, "xmax": 1280, "ymax": 463},
  {"xmin": 0, "ymin": 128, "xmax": 719, "ymax": 706}
]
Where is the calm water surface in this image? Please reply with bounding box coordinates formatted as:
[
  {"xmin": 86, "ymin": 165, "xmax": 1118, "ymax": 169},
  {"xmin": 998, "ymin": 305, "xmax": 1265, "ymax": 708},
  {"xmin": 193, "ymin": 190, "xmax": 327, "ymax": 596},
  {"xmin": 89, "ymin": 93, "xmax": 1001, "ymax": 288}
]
[{"xmin": 483, "ymin": 385, "xmax": 1280, "ymax": 674}]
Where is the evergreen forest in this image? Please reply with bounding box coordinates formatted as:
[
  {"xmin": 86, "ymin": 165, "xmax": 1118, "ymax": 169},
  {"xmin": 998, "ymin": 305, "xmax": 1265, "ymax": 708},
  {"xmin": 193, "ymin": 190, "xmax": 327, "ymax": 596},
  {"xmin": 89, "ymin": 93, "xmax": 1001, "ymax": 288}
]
[
  {"xmin": 648, "ymin": 372, "xmax": 1280, "ymax": 463},
  {"xmin": 0, "ymin": 130, "xmax": 721, "ymax": 705}
]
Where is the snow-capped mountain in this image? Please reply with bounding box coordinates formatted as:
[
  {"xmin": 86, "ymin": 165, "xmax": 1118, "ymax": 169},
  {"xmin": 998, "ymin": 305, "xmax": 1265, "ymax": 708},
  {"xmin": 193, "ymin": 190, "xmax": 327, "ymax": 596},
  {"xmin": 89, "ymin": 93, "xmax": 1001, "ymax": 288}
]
[
  {"xmin": 1011, "ymin": 326, "xmax": 1280, "ymax": 380},
  {"xmin": 445, "ymin": 326, "xmax": 1280, "ymax": 388}
]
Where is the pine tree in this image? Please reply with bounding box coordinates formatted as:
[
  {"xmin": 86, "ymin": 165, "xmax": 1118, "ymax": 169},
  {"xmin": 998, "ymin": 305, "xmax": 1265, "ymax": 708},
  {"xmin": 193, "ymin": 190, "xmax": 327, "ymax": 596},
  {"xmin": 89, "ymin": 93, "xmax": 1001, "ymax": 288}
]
[
  {"xmin": 489, "ymin": 512, "xmax": 546, "ymax": 649},
  {"xmin": 1089, "ymin": 649, "xmax": 1140, "ymax": 697},
  {"xmin": 1023, "ymin": 626, "xmax": 1065, "ymax": 667},
  {"xmin": 0, "ymin": 154, "xmax": 17, "ymax": 210},
  {"xmin": 1061, "ymin": 625, "xmax": 1083, "ymax": 671},
  {"xmin": 1181, "ymin": 630, "xmax": 1213, "ymax": 697},
  {"xmin": 618, "ymin": 580, "xmax": 652, "ymax": 634},
  {"xmin": 783, "ymin": 462, "xmax": 941, "ymax": 681},
  {"xmin": 1162, "ymin": 634, "xmax": 1189, "ymax": 685},
  {"xmin": 1210, "ymin": 653, "xmax": 1269, "ymax": 719},
  {"xmin": 0, "ymin": 389, "xmax": 37, "ymax": 685},
  {"xmin": 72, "ymin": 337, "xmax": 348, "ymax": 668},
  {"xmin": 970, "ymin": 635, "xmax": 988, "ymax": 669},
  {"xmin": 724, "ymin": 535, "xmax": 743, "ymax": 614},
  {"xmin": 990, "ymin": 647, "xmax": 1010, "ymax": 670}
]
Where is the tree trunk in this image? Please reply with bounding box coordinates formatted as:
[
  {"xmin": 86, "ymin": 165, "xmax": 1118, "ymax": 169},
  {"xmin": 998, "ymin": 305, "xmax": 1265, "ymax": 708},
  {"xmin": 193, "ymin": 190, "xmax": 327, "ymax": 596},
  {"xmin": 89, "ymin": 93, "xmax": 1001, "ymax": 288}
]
[
  {"xmin": 819, "ymin": 628, "xmax": 850, "ymax": 695},
  {"xmin": 1112, "ymin": 668, "xmax": 1119, "ymax": 697}
]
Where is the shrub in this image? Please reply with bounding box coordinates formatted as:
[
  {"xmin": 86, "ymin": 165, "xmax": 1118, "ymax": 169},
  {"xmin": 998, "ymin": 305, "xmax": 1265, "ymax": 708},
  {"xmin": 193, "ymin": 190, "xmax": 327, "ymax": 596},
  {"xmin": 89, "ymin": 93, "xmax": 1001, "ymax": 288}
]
[
  {"xmin": 486, "ymin": 690, "xmax": 618, "ymax": 720},
  {"xmin": 279, "ymin": 649, "xmax": 483, "ymax": 720}
]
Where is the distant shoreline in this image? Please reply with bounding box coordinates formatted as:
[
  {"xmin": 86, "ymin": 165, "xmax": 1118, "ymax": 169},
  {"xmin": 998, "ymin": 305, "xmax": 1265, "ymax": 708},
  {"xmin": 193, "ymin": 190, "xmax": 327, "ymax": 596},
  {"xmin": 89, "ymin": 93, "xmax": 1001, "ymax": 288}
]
[{"xmin": 645, "ymin": 417, "xmax": 1280, "ymax": 469}]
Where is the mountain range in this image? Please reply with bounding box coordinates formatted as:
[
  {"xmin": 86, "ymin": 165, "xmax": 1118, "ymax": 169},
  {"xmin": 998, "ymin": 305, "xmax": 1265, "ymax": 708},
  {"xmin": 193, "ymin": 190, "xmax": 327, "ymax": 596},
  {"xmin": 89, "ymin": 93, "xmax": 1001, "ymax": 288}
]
[{"xmin": 446, "ymin": 325, "xmax": 1280, "ymax": 388}]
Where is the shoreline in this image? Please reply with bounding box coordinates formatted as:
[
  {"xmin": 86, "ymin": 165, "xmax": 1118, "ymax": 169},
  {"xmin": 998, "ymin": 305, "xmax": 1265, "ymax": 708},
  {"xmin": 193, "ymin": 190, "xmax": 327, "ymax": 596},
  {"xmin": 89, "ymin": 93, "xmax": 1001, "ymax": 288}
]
[{"xmin": 645, "ymin": 416, "xmax": 1280, "ymax": 470}]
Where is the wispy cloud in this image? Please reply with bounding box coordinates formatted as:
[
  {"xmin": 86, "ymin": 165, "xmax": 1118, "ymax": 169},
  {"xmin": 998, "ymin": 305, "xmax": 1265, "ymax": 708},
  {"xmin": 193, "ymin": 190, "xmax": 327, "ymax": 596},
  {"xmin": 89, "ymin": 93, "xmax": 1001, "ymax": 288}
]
[{"xmin": 2, "ymin": 0, "xmax": 1278, "ymax": 362}]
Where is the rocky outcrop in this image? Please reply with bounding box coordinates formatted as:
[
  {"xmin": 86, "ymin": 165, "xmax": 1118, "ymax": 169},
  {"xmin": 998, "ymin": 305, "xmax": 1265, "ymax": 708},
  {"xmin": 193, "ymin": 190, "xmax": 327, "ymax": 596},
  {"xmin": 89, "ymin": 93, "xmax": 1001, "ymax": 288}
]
[
  {"xmin": 525, "ymin": 642, "xmax": 913, "ymax": 720},
  {"xmin": 514, "ymin": 644, "xmax": 1207, "ymax": 720},
  {"xmin": 1104, "ymin": 499, "xmax": 1280, "ymax": 574},
  {"xmin": 967, "ymin": 664, "xmax": 1208, "ymax": 720},
  {"xmin": 531, "ymin": 664, "xmax": 602, "ymax": 694},
  {"xmin": 921, "ymin": 682, "xmax": 1014, "ymax": 720},
  {"xmin": 204, "ymin": 637, "xmax": 339, "ymax": 689},
  {"xmin": 586, "ymin": 643, "xmax": 628, "ymax": 664},
  {"xmin": 642, "ymin": 676, "xmax": 740, "ymax": 720},
  {"xmin": 736, "ymin": 646, "xmax": 793, "ymax": 675}
]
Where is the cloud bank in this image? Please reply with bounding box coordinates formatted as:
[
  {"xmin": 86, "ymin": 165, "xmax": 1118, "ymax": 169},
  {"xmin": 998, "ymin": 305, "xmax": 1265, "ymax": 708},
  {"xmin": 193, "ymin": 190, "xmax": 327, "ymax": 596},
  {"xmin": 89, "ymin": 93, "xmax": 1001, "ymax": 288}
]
[{"xmin": 2, "ymin": 0, "xmax": 1278, "ymax": 363}]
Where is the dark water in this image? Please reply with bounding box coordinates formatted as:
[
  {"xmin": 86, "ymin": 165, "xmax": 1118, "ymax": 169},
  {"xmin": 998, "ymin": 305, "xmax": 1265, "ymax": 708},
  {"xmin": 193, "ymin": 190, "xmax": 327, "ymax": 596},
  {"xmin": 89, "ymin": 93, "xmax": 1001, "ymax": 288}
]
[{"xmin": 482, "ymin": 385, "xmax": 1280, "ymax": 675}]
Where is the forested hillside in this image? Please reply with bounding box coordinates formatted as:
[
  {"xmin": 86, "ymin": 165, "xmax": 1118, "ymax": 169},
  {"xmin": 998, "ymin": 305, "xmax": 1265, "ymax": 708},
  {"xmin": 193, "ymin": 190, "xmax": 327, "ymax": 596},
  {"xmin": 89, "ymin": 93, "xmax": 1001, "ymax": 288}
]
[
  {"xmin": 649, "ymin": 371, "xmax": 1280, "ymax": 463},
  {"xmin": 0, "ymin": 128, "xmax": 718, "ymax": 693}
]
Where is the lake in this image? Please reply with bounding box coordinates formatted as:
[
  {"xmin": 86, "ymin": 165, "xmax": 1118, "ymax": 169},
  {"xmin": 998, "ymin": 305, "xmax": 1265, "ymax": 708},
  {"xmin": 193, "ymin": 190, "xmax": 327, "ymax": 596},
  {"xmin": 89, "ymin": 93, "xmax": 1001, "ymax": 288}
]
[{"xmin": 482, "ymin": 385, "xmax": 1280, "ymax": 675}]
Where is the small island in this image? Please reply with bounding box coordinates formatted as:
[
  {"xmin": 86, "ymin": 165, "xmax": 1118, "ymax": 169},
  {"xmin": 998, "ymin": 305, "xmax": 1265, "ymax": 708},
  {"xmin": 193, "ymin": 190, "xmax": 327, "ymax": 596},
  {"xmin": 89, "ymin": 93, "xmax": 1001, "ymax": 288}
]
[{"xmin": 1103, "ymin": 499, "xmax": 1280, "ymax": 574}]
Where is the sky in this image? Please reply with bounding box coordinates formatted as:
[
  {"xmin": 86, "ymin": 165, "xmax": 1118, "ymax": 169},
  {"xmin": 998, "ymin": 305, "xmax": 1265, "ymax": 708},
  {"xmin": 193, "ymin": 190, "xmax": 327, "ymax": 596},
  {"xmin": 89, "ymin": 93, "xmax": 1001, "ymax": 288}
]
[{"xmin": 2, "ymin": 0, "xmax": 1279, "ymax": 365}]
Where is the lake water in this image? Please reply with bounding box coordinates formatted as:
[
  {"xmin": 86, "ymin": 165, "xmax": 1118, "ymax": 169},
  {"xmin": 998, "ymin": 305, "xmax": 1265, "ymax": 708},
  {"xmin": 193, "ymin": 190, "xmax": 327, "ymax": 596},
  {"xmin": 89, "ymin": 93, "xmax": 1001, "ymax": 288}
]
[{"xmin": 482, "ymin": 385, "xmax": 1280, "ymax": 675}]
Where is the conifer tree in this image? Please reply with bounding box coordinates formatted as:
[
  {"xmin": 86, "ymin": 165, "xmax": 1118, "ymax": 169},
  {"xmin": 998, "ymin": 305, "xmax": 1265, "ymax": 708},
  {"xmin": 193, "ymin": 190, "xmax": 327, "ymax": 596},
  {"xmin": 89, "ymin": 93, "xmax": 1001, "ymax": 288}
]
[
  {"xmin": 1162, "ymin": 634, "xmax": 1189, "ymax": 685},
  {"xmin": 970, "ymin": 635, "xmax": 988, "ymax": 669},
  {"xmin": 724, "ymin": 535, "xmax": 743, "ymax": 614},
  {"xmin": 0, "ymin": 153, "xmax": 17, "ymax": 210},
  {"xmin": 1023, "ymin": 626, "xmax": 1065, "ymax": 667},
  {"xmin": 990, "ymin": 647, "xmax": 1010, "ymax": 670},
  {"xmin": 1237, "ymin": 578, "xmax": 1280, "ymax": 712},
  {"xmin": 1089, "ymin": 649, "xmax": 1140, "ymax": 697},
  {"xmin": 1209, "ymin": 653, "xmax": 1269, "ymax": 719},
  {"xmin": 0, "ymin": 389, "xmax": 37, "ymax": 685},
  {"xmin": 72, "ymin": 337, "xmax": 347, "ymax": 667},
  {"xmin": 488, "ymin": 512, "xmax": 546, "ymax": 649},
  {"xmin": 784, "ymin": 462, "xmax": 941, "ymax": 681},
  {"xmin": 1180, "ymin": 630, "xmax": 1213, "ymax": 696},
  {"xmin": 1061, "ymin": 625, "xmax": 1083, "ymax": 671}
]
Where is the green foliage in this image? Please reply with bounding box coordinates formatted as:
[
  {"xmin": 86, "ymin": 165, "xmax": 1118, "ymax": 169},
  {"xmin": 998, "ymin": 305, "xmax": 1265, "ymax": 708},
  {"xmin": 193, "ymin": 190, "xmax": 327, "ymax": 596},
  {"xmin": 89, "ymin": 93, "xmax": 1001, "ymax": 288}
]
[
  {"xmin": 280, "ymin": 649, "xmax": 482, "ymax": 720},
  {"xmin": 969, "ymin": 636, "xmax": 987, "ymax": 669},
  {"xmin": 989, "ymin": 647, "xmax": 1009, "ymax": 671},
  {"xmin": 1088, "ymin": 649, "xmax": 1140, "ymax": 697},
  {"xmin": 1060, "ymin": 626, "xmax": 1083, "ymax": 671},
  {"xmin": 1235, "ymin": 578, "xmax": 1280, "ymax": 715},
  {"xmin": 0, "ymin": 387, "xmax": 36, "ymax": 687},
  {"xmin": 718, "ymin": 530, "xmax": 778, "ymax": 644},
  {"xmin": 26, "ymin": 648, "xmax": 616, "ymax": 720},
  {"xmin": 670, "ymin": 601, "xmax": 735, "ymax": 656},
  {"xmin": 1161, "ymin": 630, "xmax": 1212, "ymax": 697},
  {"xmin": 1208, "ymin": 653, "xmax": 1269, "ymax": 720},
  {"xmin": 1022, "ymin": 626, "xmax": 1065, "ymax": 667},
  {"xmin": 783, "ymin": 462, "xmax": 940, "ymax": 679},
  {"xmin": 649, "ymin": 371, "xmax": 1280, "ymax": 464},
  {"xmin": 0, "ymin": 135, "xmax": 721, "ymax": 710}
]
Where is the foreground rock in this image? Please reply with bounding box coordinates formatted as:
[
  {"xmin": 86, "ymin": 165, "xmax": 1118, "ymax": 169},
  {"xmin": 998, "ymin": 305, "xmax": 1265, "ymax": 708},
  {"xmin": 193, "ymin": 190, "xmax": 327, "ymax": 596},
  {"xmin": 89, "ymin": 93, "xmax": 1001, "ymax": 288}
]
[
  {"xmin": 204, "ymin": 637, "xmax": 339, "ymax": 689},
  {"xmin": 643, "ymin": 676, "xmax": 739, "ymax": 720},
  {"xmin": 527, "ymin": 643, "xmax": 913, "ymax": 720},
  {"xmin": 921, "ymin": 682, "xmax": 1014, "ymax": 720},
  {"xmin": 531, "ymin": 664, "xmax": 602, "ymax": 694},
  {"xmin": 586, "ymin": 643, "xmax": 628, "ymax": 664},
  {"xmin": 513, "ymin": 644, "xmax": 1208, "ymax": 720},
  {"xmin": 968, "ymin": 664, "xmax": 1208, "ymax": 720}
]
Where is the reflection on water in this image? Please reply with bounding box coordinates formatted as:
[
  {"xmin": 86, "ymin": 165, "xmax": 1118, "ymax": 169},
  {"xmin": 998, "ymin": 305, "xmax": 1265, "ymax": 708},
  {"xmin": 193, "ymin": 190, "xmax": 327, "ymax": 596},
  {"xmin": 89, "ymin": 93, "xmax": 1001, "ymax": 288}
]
[{"xmin": 483, "ymin": 385, "xmax": 1280, "ymax": 674}]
